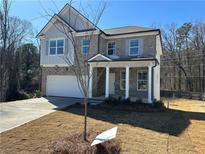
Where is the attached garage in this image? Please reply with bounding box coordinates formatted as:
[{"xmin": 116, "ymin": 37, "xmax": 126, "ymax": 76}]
[{"xmin": 46, "ymin": 75, "xmax": 84, "ymax": 98}]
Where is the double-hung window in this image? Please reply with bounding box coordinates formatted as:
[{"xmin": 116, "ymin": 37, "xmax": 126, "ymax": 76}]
[
  {"xmin": 82, "ymin": 39, "xmax": 90, "ymax": 54},
  {"xmin": 129, "ymin": 39, "xmax": 139, "ymax": 56},
  {"xmin": 137, "ymin": 70, "xmax": 148, "ymax": 91},
  {"xmin": 120, "ymin": 70, "xmax": 126, "ymax": 90},
  {"xmin": 107, "ymin": 42, "xmax": 116, "ymax": 55},
  {"xmin": 49, "ymin": 39, "xmax": 64, "ymax": 55}
]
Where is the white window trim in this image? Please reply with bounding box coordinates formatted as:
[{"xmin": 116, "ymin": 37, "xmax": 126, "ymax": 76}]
[
  {"xmin": 49, "ymin": 38, "xmax": 65, "ymax": 56},
  {"xmin": 137, "ymin": 70, "xmax": 148, "ymax": 91},
  {"xmin": 81, "ymin": 38, "xmax": 90, "ymax": 54},
  {"xmin": 120, "ymin": 70, "xmax": 126, "ymax": 90},
  {"xmin": 107, "ymin": 41, "xmax": 116, "ymax": 56},
  {"xmin": 129, "ymin": 39, "xmax": 140, "ymax": 56}
]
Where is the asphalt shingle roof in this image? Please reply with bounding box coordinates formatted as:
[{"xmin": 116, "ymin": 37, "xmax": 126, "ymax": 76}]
[{"xmin": 103, "ymin": 26, "xmax": 156, "ymax": 35}]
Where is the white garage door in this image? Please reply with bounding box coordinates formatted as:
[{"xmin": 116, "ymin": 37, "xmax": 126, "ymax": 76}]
[{"xmin": 46, "ymin": 75, "xmax": 84, "ymax": 98}]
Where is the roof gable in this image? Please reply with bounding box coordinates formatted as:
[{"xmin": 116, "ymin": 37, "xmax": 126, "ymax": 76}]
[
  {"xmin": 37, "ymin": 4, "xmax": 97, "ymax": 37},
  {"xmin": 88, "ymin": 54, "xmax": 112, "ymax": 62},
  {"xmin": 59, "ymin": 4, "xmax": 96, "ymax": 31},
  {"xmin": 37, "ymin": 14, "xmax": 77, "ymax": 37}
]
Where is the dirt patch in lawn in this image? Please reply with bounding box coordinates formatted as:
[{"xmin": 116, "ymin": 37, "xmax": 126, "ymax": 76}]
[
  {"xmin": 48, "ymin": 131, "xmax": 120, "ymax": 154},
  {"xmin": 0, "ymin": 98, "xmax": 204, "ymax": 154}
]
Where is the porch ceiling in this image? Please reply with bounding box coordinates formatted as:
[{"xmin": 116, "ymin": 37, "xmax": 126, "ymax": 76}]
[{"xmin": 89, "ymin": 59, "xmax": 156, "ymax": 68}]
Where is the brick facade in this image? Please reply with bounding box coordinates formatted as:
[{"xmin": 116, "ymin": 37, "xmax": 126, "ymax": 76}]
[
  {"xmin": 42, "ymin": 66, "xmax": 148, "ymax": 100},
  {"xmin": 94, "ymin": 67, "xmax": 148, "ymax": 100},
  {"xmin": 41, "ymin": 67, "xmax": 75, "ymax": 96}
]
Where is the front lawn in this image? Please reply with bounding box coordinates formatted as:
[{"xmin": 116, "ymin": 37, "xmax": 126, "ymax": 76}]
[{"xmin": 0, "ymin": 98, "xmax": 204, "ymax": 153}]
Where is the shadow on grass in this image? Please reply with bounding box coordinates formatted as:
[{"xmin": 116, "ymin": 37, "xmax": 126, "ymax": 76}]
[{"xmin": 62, "ymin": 104, "xmax": 205, "ymax": 136}]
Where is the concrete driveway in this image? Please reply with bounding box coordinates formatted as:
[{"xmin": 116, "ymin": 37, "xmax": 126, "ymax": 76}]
[{"xmin": 0, "ymin": 97, "xmax": 83, "ymax": 133}]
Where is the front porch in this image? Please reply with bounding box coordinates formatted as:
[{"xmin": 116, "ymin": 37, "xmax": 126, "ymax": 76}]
[{"xmin": 88, "ymin": 57, "xmax": 157, "ymax": 103}]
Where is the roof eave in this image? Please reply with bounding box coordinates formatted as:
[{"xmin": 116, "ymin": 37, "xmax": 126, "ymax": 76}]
[
  {"xmin": 103, "ymin": 29, "xmax": 160, "ymax": 36},
  {"xmin": 89, "ymin": 58, "xmax": 157, "ymax": 63}
]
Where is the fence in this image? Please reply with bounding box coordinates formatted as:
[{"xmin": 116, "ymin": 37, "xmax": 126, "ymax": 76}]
[{"xmin": 160, "ymin": 90, "xmax": 205, "ymax": 101}]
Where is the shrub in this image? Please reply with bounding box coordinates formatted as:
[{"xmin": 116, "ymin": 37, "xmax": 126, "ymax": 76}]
[
  {"xmin": 121, "ymin": 98, "xmax": 131, "ymax": 105},
  {"xmin": 104, "ymin": 97, "xmax": 119, "ymax": 105},
  {"xmin": 152, "ymin": 99, "xmax": 164, "ymax": 108},
  {"xmin": 17, "ymin": 90, "xmax": 30, "ymax": 100},
  {"xmin": 135, "ymin": 99, "xmax": 143, "ymax": 104},
  {"xmin": 104, "ymin": 97, "xmax": 111, "ymax": 104},
  {"xmin": 75, "ymin": 102, "xmax": 81, "ymax": 106},
  {"xmin": 111, "ymin": 97, "xmax": 119, "ymax": 105},
  {"xmin": 118, "ymin": 96, "xmax": 122, "ymax": 102},
  {"xmin": 34, "ymin": 90, "xmax": 41, "ymax": 98}
]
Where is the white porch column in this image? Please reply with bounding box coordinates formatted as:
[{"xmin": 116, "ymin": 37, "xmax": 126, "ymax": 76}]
[
  {"xmin": 148, "ymin": 65, "xmax": 152, "ymax": 103},
  {"xmin": 88, "ymin": 65, "xmax": 93, "ymax": 98},
  {"xmin": 125, "ymin": 66, "xmax": 130, "ymax": 99},
  {"xmin": 105, "ymin": 66, "xmax": 110, "ymax": 97}
]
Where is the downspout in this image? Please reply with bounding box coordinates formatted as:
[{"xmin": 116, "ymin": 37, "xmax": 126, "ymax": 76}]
[
  {"xmin": 95, "ymin": 30, "xmax": 102, "ymax": 96},
  {"xmin": 151, "ymin": 58, "xmax": 159, "ymax": 101},
  {"xmin": 97, "ymin": 32, "xmax": 100, "ymax": 52},
  {"xmin": 98, "ymin": 30, "xmax": 103, "ymax": 53},
  {"xmin": 38, "ymin": 39, "xmax": 43, "ymax": 96},
  {"xmin": 151, "ymin": 32, "xmax": 161, "ymax": 101}
]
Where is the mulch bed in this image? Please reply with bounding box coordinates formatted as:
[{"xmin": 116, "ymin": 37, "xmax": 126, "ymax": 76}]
[
  {"xmin": 68, "ymin": 102, "xmax": 166, "ymax": 113},
  {"xmin": 96, "ymin": 103, "xmax": 166, "ymax": 112},
  {"xmin": 48, "ymin": 131, "xmax": 121, "ymax": 154}
]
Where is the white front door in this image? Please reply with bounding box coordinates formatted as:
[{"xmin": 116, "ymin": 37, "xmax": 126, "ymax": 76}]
[{"xmin": 109, "ymin": 73, "xmax": 115, "ymax": 94}]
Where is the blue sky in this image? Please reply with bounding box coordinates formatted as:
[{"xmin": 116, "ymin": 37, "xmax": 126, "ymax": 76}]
[{"xmin": 8, "ymin": 0, "xmax": 205, "ymax": 33}]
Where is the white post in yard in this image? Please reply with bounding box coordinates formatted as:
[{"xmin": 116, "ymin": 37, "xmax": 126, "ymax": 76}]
[
  {"xmin": 148, "ymin": 65, "xmax": 152, "ymax": 103},
  {"xmin": 105, "ymin": 66, "xmax": 110, "ymax": 98},
  {"xmin": 88, "ymin": 65, "xmax": 93, "ymax": 98},
  {"xmin": 125, "ymin": 66, "xmax": 130, "ymax": 99}
]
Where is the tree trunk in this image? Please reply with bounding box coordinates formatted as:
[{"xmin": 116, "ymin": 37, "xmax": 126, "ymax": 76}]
[{"xmin": 84, "ymin": 97, "xmax": 88, "ymax": 141}]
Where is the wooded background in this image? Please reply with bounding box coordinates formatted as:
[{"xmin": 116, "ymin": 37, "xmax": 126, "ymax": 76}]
[
  {"xmin": 160, "ymin": 22, "xmax": 205, "ymax": 99},
  {"xmin": 0, "ymin": 0, "xmax": 40, "ymax": 102}
]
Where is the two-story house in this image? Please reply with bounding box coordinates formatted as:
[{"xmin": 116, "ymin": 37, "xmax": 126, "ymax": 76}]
[{"xmin": 37, "ymin": 4, "xmax": 162, "ymax": 103}]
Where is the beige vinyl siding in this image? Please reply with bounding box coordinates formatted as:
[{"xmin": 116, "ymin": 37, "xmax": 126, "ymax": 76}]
[
  {"xmin": 60, "ymin": 6, "xmax": 94, "ymax": 31},
  {"xmin": 40, "ymin": 24, "xmax": 70, "ymax": 66},
  {"xmin": 40, "ymin": 24, "xmax": 99, "ymax": 66}
]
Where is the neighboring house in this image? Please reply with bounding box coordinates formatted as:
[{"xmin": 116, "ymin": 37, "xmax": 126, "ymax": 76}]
[{"xmin": 37, "ymin": 4, "xmax": 162, "ymax": 103}]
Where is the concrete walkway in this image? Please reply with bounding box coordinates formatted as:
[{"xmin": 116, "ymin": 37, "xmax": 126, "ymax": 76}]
[{"xmin": 0, "ymin": 97, "xmax": 82, "ymax": 133}]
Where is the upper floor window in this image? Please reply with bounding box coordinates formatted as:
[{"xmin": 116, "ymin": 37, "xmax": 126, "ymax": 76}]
[
  {"xmin": 82, "ymin": 39, "xmax": 90, "ymax": 54},
  {"xmin": 49, "ymin": 39, "xmax": 64, "ymax": 55},
  {"xmin": 137, "ymin": 70, "xmax": 148, "ymax": 91},
  {"xmin": 107, "ymin": 42, "xmax": 116, "ymax": 55},
  {"xmin": 129, "ymin": 39, "xmax": 139, "ymax": 56}
]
